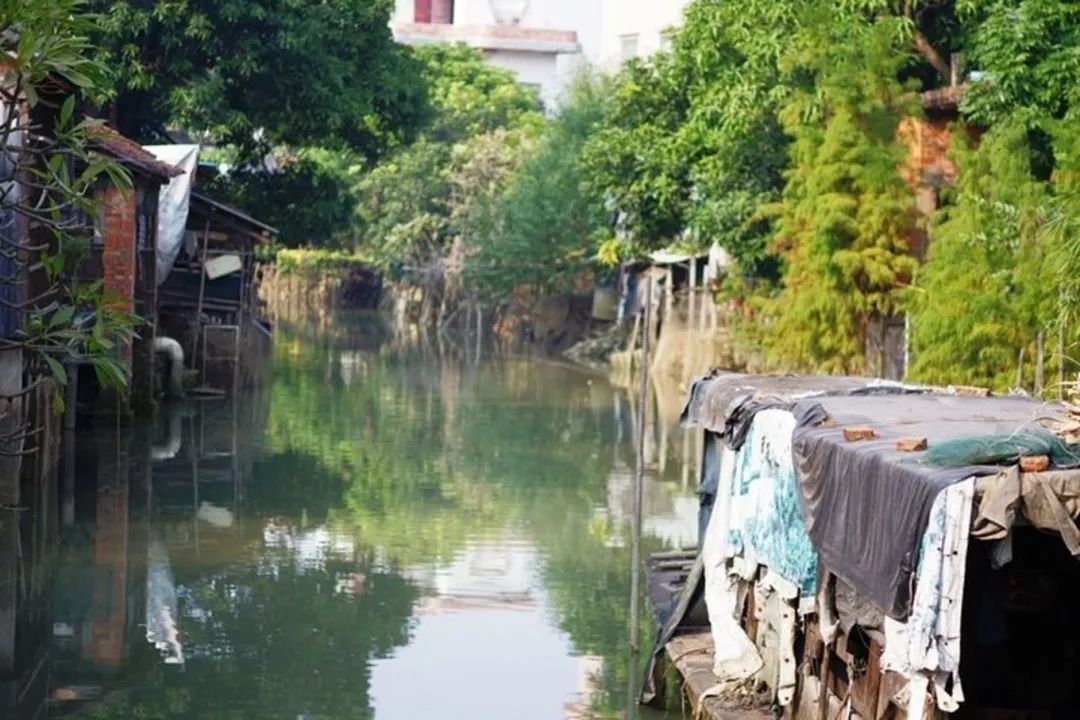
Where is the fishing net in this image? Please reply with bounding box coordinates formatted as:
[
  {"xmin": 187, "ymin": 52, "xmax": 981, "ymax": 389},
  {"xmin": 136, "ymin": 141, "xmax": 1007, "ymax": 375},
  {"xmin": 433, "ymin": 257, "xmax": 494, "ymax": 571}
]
[{"xmin": 923, "ymin": 427, "xmax": 1080, "ymax": 469}]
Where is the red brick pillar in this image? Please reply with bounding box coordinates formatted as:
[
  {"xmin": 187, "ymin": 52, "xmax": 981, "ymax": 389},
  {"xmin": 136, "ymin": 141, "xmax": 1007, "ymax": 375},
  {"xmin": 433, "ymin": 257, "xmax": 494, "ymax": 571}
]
[
  {"xmin": 100, "ymin": 184, "xmax": 137, "ymax": 396},
  {"xmin": 431, "ymin": 0, "xmax": 452, "ymax": 24},
  {"xmin": 101, "ymin": 186, "xmax": 136, "ymax": 312}
]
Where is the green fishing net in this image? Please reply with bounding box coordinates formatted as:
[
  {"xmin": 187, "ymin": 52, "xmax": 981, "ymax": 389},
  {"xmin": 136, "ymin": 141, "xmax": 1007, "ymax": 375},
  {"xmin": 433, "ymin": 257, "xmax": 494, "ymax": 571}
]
[{"xmin": 922, "ymin": 427, "xmax": 1080, "ymax": 469}]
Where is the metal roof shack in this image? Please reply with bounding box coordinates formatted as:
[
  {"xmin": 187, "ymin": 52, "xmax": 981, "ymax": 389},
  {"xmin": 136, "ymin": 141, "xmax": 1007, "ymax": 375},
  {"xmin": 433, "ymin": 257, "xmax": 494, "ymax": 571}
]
[{"xmin": 157, "ymin": 191, "xmax": 276, "ymax": 396}]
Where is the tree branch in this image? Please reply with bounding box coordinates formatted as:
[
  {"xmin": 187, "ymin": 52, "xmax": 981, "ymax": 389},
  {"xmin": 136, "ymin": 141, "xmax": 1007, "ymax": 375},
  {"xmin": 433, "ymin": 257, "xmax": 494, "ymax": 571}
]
[{"xmin": 905, "ymin": 0, "xmax": 952, "ymax": 81}]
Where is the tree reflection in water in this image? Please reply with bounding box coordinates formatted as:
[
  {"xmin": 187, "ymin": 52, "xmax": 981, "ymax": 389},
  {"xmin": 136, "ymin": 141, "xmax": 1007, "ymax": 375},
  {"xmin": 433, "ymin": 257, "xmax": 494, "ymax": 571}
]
[{"xmin": 30, "ymin": 326, "xmax": 693, "ymax": 720}]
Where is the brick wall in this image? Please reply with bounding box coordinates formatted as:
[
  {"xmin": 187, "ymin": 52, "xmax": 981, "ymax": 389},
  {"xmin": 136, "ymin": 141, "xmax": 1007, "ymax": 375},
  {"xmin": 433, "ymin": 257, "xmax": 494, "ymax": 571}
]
[
  {"xmin": 101, "ymin": 185, "xmax": 137, "ymax": 311},
  {"xmin": 898, "ymin": 116, "xmax": 957, "ymax": 189}
]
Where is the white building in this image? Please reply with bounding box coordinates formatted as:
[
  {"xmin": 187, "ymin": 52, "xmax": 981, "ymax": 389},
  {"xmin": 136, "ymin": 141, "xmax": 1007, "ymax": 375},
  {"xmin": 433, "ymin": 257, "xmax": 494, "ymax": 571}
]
[
  {"xmin": 598, "ymin": 0, "xmax": 691, "ymax": 69},
  {"xmin": 391, "ymin": 0, "xmax": 690, "ymax": 108}
]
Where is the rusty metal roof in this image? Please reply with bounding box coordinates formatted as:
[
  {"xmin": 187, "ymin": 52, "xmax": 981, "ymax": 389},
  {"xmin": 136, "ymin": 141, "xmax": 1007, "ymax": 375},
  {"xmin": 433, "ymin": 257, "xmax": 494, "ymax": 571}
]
[{"xmin": 88, "ymin": 126, "xmax": 184, "ymax": 181}]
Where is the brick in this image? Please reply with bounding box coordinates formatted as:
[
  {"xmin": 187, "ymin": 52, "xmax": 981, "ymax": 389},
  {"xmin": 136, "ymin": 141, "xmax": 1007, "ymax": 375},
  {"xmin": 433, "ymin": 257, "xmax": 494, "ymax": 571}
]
[
  {"xmin": 844, "ymin": 426, "xmax": 878, "ymax": 442},
  {"xmin": 1019, "ymin": 455, "xmax": 1050, "ymax": 473},
  {"xmin": 896, "ymin": 437, "xmax": 928, "ymax": 452}
]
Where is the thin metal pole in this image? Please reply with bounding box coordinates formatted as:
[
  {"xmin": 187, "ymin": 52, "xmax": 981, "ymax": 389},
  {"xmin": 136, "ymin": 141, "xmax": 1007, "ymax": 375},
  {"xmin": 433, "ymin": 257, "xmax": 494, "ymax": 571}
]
[{"xmin": 630, "ymin": 278, "xmax": 651, "ymax": 657}]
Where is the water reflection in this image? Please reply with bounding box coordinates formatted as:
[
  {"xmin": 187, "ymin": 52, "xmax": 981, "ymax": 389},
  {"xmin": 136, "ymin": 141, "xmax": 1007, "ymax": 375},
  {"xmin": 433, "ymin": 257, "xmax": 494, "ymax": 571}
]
[{"xmin": 6, "ymin": 325, "xmax": 696, "ymax": 719}]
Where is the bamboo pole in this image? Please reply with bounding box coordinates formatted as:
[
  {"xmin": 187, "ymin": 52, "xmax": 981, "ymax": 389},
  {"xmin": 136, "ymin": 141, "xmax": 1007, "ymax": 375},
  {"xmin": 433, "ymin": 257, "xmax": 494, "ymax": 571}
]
[{"xmin": 629, "ymin": 278, "xmax": 651, "ymax": 656}]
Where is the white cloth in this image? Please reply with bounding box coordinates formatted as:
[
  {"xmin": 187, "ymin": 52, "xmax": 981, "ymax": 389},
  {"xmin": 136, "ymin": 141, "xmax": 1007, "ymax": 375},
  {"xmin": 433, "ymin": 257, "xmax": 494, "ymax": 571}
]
[
  {"xmin": 882, "ymin": 477, "xmax": 975, "ymax": 718},
  {"xmin": 144, "ymin": 144, "xmax": 199, "ymax": 284},
  {"xmin": 702, "ymin": 445, "xmax": 763, "ymax": 683}
]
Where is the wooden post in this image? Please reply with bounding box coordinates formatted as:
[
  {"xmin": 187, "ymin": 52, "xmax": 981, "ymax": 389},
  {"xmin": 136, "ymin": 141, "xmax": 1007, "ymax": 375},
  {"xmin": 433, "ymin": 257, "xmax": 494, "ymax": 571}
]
[
  {"xmin": 663, "ymin": 266, "xmax": 673, "ymax": 345},
  {"xmin": 686, "ymin": 259, "xmax": 696, "ymax": 376},
  {"xmin": 474, "ymin": 300, "xmax": 482, "ymax": 365},
  {"xmin": 1058, "ymin": 322, "xmax": 1066, "ymax": 400},
  {"xmin": 1016, "ymin": 347, "xmax": 1025, "ymax": 390},
  {"xmin": 1036, "ymin": 330, "xmax": 1045, "ymax": 397},
  {"xmin": 191, "ymin": 217, "xmax": 212, "ymax": 376}
]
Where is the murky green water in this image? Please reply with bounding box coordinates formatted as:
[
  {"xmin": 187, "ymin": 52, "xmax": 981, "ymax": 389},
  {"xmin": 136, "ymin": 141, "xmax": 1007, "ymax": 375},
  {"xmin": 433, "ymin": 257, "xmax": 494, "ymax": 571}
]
[{"xmin": 15, "ymin": 326, "xmax": 698, "ymax": 719}]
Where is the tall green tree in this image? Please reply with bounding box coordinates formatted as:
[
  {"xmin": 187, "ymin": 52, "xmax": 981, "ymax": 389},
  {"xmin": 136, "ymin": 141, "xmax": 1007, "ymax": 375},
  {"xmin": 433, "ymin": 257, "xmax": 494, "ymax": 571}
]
[
  {"xmin": 907, "ymin": 0, "xmax": 1080, "ymax": 390},
  {"xmin": 466, "ymin": 74, "xmax": 610, "ymax": 299},
  {"xmin": 908, "ymin": 125, "xmax": 1055, "ymax": 388},
  {"xmin": 764, "ymin": 15, "xmax": 918, "ymax": 374},
  {"xmin": 353, "ymin": 44, "xmax": 542, "ymax": 269},
  {"xmin": 90, "ymin": 0, "xmax": 428, "ymax": 159}
]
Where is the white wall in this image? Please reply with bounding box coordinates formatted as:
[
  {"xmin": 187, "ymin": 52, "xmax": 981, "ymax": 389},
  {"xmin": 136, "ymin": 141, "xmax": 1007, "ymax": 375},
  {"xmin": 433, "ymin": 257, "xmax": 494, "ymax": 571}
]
[
  {"xmin": 392, "ymin": 0, "xmax": 412, "ymax": 24},
  {"xmin": 599, "ymin": 0, "xmax": 690, "ymax": 69},
  {"xmin": 483, "ymin": 49, "xmax": 563, "ymax": 108},
  {"xmin": 393, "ymin": 0, "xmax": 603, "ymax": 65},
  {"xmin": 391, "ymin": 0, "xmax": 689, "ymax": 108}
]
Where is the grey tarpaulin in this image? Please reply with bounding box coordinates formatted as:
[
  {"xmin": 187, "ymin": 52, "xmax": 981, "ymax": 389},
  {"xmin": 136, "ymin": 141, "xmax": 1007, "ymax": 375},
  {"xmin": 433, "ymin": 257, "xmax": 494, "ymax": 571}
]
[
  {"xmin": 680, "ymin": 371, "xmax": 874, "ymax": 441},
  {"xmin": 681, "ymin": 372, "xmax": 919, "ymax": 546},
  {"xmin": 790, "ymin": 392, "xmax": 1066, "ymax": 619}
]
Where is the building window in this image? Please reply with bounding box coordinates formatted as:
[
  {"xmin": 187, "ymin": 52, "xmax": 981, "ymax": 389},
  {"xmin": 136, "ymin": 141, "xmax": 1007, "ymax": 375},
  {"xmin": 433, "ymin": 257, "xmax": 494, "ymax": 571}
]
[
  {"xmin": 659, "ymin": 29, "xmax": 675, "ymax": 53},
  {"xmin": 414, "ymin": 0, "xmax": 432, "ymax": 23},
  {"xmin": 619, "ymin": 34, "xmax": 639, "ymax": 61}
]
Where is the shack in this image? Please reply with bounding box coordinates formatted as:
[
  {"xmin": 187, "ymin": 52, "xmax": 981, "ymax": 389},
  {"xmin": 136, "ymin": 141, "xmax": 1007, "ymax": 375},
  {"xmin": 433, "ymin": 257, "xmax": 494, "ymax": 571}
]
[
  {"xmin": 649, "ymin": 371, "xmax": 1080, "ymax": 719},
  {"xmin": 157, "ymin": 192, "xmax": 276, "ymax": 395}
]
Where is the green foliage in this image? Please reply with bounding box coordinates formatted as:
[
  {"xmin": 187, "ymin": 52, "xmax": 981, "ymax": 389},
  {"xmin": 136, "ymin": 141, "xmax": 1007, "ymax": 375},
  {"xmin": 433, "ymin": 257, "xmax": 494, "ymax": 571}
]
[
  {"xmin": 466, "ymin": 75, "xmax": 610, "ymax": 299},
  {"xmin": 89, "ymin": 0, "xmax": 428, "ymax": 159},
  {"xmin": 353, "ymin": 44, "xmax": 543, "ymax": 270},
  {"xmin": 764, "ymin": 14, "xmax": 918, "ymax": 374},
  {"xmin": 581, "ymin": 0, "xmax": 802, "ymax": 270},
  {"xmin": 274, "ymin": 248, "xmax": 373, "ymax": 276},
  {"xmin": 0, "ymin": 0, "xmax": 140, "ymax": 406},
  {"xmin": 414, "ymin": 44, "xmax": 543, "ymax": 142},
  {"xmin": 958, "ymin": 0, "xmax": 1080, "ymax": 129},
  {"xmin": 207, "ymin": 147, "xmax": 364, "ymax": 248},
  {"xmin": 908, "ymin": 0, "xmax": 1080, "ymax": 391},
  {"xmin": 908, "ymin": 125, "xmax": 1055, "ymax": 388}
]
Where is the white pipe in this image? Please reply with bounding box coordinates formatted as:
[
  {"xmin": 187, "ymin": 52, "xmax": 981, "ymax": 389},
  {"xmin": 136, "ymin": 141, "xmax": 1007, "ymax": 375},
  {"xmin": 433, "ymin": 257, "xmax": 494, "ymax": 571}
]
[
  {"xmin": 153, "ymin": 335, "xmax": 185, "ymax": 399},
  {"xmin": 151, "ymin": 407, "xmax": 182, "ymax": 461}
]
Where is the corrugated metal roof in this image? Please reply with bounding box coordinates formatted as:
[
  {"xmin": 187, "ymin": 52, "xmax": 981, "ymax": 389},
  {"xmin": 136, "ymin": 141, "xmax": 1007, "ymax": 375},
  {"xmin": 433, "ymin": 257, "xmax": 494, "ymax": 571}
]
[{"xmin": 190, "ymin": 191, "xmax": 278, "ymax": 236}]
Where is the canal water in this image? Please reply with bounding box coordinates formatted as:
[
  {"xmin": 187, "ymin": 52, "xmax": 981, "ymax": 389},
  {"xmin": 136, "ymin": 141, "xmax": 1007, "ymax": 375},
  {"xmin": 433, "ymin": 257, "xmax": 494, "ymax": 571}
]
[{"xmin": 10, "ymin": 326, "xmax": 699, "ymax": 719}]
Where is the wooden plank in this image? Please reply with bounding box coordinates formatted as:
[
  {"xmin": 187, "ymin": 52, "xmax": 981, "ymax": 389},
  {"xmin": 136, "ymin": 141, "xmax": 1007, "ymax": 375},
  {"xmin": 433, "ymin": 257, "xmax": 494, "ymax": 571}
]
[
  {"xmin": 851, "ymin": 639, "xmax": 882, "ymax": 720},
  {"xmin": 665, "ymin": 632, "xmax": 772, "ymax": 720},
  {"xmin": 877, "ymin": 670, "xmax": 908, "ymax": 720}
]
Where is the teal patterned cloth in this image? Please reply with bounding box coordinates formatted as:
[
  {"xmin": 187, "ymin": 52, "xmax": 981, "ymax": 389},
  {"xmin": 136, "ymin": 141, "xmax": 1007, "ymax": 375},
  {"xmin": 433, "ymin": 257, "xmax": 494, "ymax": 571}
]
[{"xmin": 725, "ymin": 411, "xmax": 819, "ymax": 597}]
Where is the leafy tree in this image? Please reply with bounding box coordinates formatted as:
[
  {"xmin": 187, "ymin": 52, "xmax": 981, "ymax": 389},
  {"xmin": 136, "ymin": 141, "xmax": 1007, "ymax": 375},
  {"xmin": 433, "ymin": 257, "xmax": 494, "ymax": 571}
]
[
  {"xmin": 958, "ymin": 0, "xmax": 1080, "ymax": 130},
  {"xmin": 907, "ymin": 0, "xmax": 1080, "ymax": 390},
  {"xmin": 89, "ymin": 0, "xmax": 428, "ymax": 160},
  {"xmin": 466, "ymin": 75, "xmax": 611, "ymax": 299},
  {"xmin": 353, "ymin": 44, "xmax": 542, "ymax": 269},
  {"xmin": 582, "ymin": 54, "xmax": 691, "ymax": 263},
  {"xmin": 205, "ymin": 147, "xmax": 363, "ymax": 248},
  {"xmin": 908, "ymin": 124, "xmax": 1055, "ymax": 388},
  {"xmin": 763, "ymin": 14, "xmax": 918, "ymax": 374}
]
